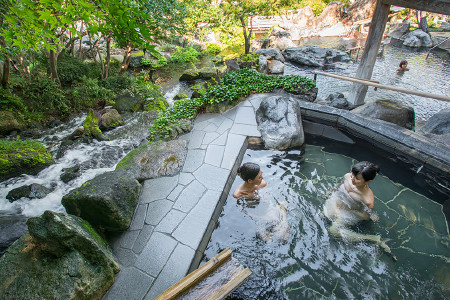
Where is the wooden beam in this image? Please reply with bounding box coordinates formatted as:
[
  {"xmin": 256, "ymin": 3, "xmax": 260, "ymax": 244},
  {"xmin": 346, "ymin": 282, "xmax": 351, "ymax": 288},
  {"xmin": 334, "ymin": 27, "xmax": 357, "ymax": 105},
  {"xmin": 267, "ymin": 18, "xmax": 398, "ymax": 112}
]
[
  {"xmin": 314, "ymin": 70, "xmax": 450, "ymax": 102},
  {"xmin": 206, "ymin": 268, "xmax": 252, "ymax": 300},
  {"xmin": 154, "ymin": 248, "xmax": 232, "ymax": 300},
  {"xmin": 349, "ymin": 0, "xmax": 390, "ymax": 105},
  {"xmin": 383, "ymin": 0, "xmax": 450, "ymax": 15}
]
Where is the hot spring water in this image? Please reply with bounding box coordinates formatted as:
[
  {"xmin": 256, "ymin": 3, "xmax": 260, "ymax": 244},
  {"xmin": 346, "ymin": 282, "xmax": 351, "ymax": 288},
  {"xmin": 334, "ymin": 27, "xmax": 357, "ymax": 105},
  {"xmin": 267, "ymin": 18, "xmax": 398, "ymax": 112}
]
[{"xmin": 204, "ymin": 146, "xmax": 449, "ymax": 299}]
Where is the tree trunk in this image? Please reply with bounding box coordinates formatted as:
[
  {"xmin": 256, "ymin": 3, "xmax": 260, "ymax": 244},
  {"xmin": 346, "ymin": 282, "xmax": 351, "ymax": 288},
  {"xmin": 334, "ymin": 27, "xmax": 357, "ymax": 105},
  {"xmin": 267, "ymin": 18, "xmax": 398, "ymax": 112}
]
[
  {"xmin": 103, "ymin": 36, "xmax": 111, "ymax": 79},
  {"xmin": 0, "ymin": 35, "xmax": 9, "ymax": 88},
  {"xmin": 239, "ymin": 14, "xmax": 250, "ymax": 54},
  {"xmin": 49, "ymin": 49, "xmax": 61, "ymax": 86},
  {"xmin": 120, "ymin": 42, "xmax": 132, "ymax": 75},
  {"xmin": 1, "ymin": 56, "xmax": 10, "ymax": 88},
  {"xmin": 419, "ymin": 15, "xmax": 429, "ymax": 33}
]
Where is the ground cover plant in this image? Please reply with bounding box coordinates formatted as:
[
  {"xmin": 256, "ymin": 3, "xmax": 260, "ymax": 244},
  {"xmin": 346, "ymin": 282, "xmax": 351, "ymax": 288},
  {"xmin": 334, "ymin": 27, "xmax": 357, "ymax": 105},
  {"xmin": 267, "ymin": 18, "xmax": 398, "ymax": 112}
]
[{"xmin": 149, "ymin": 68, "xmax": 316, "ymax": 140}]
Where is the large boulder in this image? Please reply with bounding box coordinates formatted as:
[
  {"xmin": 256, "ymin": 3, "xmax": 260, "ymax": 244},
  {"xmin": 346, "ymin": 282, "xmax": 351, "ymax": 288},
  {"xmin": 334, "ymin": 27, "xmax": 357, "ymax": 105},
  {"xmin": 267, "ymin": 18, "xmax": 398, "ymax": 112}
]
[
  {"xmin": 268, "ymin": 36, "xmax": 296, "ymax": 51},
  {"xmin": 317, "ymin": 2, "xmax": 346, "ymax": 29},
  {"xmin": 116, "ymin": 140, "xmax": 187, "ymax": 181},
  {"xmin": 256, "ymin": 95, "xmax": 304, "ymax": 150},
  {"xmin": 0, "ymin": 111, "xmax": 25, "ymax": 137},
  {"xmin": 387, "ymin": 22, "xmax": 410, "ymax": 39},
  {"xmin": 255, "ymin": 48, "xmax": 285, "ymax": 62},
  {"xmin": 325, "ymin": 92, "xmax": 351, "ymax": 109},
  {"xmin": 0, "ymin": 211, "xmax": 119, "ymax": 300},
  {"xmin": 99, "ymin": 108, "xmax": 125, "ymax": 131},
  {"xmin": 226, "ymin": 59, "xmax": 240, "ymax": 72},
  {"xmin": 351, "ymin": 99, "xmax": 415, "ymax": 130},
  {"xmin": 283, "ymin": 45, "xmax": 351, "ymax": 68},
  {"xmin": 0, "ymin": 140, "xmax": 54, "ymax": 182},
  {"xmin": 179, "ymin": 69, "xmax": 200, "ymax": 81},
  {"xmin": 403, "ymin": 29, "xmax": 432, "ymax": 48},
  {"xmin": 62, "ymin": 169, "xmax": 141, "ymax": 232},
  {"xmin": 420, "ymin": 109, "xmax": 450, "ymax": 135},
  {"xmin": 343, "ymin": 0, "xmax": 377, "ymax": 25},
  {"xmin": 259, "ymin": 55, "xmax": 268, "ymax": 74},
  {"xmin": 292, "ymin": 7, "xmax": 316, "ymax": 28},
  {"xmin": 440, "ymin": 22, "xmax": 450, "ymax": 31},
  {"xmin": 114, "ymin": 92, "xmax": 145, "ymax": 113},
  {"xmin": 268, "ymin": 60, "xmax": 285, "ymax": 74},
  {"xmin": 6, "ymin": 183, "xmax": 52, "ymax": 202}
]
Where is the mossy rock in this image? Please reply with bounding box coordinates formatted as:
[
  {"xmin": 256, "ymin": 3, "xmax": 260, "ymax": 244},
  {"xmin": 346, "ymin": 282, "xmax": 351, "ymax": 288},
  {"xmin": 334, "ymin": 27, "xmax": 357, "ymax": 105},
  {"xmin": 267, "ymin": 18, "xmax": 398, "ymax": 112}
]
[
  {"xmin": 0, "ymin": 140, "xmax": 54, "ymax": 182},
  {"xmin": 116, "ymin": 140, "xmax": 187, "ymax": 181},
  {"xmin": 0, "ymin": 211, "xmax": 119, "ymax": 300},
  {"xmin": 84, "ymin": 109, "xmax": 106, "ymax": 141},
  {"xmin": 179, "ymin": 69, "xmax": 200, "ymax": 81},
  {"xmin": 0, "ymin": 111, "xmax": 26, "ymax": 137},
  {"xmin": 99, "ymin": 108, "xmax": 125, "ymax": 131},
  {"xmin": 62, "ymin": 169, "xmax": 141, "ymax": 232},
  {"xmin": 114, "ymin": 92, "xmax": 145, "ymax": 113}
]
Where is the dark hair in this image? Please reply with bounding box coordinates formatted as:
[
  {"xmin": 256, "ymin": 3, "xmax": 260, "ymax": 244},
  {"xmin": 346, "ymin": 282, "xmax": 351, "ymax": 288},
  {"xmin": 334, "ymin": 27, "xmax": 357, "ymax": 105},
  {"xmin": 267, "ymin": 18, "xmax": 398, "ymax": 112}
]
[
  {"xmin": 399, "ymin": 60, "xmax": 408, "ymax": 68},
  {"xmin": 237, "ymin": 162, "xmax": 260, "ymax": 182},
  {"xmin": 351, "ymin": 161, "xmax": 380, "ymax": 181}
]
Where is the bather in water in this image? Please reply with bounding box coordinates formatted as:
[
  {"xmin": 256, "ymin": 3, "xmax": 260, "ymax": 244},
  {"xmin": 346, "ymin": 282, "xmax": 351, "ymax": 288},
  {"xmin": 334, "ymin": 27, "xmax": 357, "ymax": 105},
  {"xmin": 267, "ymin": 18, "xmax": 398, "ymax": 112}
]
[{"xmin": 323, "ymin": 161, "xmax": 395, "ymax": 259}]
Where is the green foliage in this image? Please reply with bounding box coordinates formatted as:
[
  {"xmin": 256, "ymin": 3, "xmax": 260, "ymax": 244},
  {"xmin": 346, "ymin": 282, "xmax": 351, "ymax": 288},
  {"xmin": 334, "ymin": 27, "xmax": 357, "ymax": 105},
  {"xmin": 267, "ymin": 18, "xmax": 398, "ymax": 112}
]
[
  {"xmin": 149, "ymin": 69, "xmax": 316, "ymax": 140},
  {"xmin": 300, "ymin": 0, "xmax": 327, "ymax": 16},
  {"xmin": 205, "ymin": 43, "xmax": 222, "ymax": 54},
  {"xmin": 57, "ymin": 55, "xmax": 90, "ymax": 86},
  {"xmin": 203, "ymin": 68, "xmax": 315, "ymax": 104},
  {"xmin": 129, "ymin": 78, "xmax": 168, "ymax": 112},
  {"xmin": 238, "ymin": 53, "xmax": 259, "ymax": 63},
  {"xmin": 0, "ymin": 87, "xmax": 27, "ymax": 113},
  {"xmin": 170, "ymin": 46, "xmax": 199, "ymax": 63},
  {"xmin": 149, "ymin": 97, "xmax": 206, "ymax": 140},
  {"xmin": 22, "ymin": 77, "xmax": 69, "ymax": 116},
  {"xmin": 158, "ymin": 56, "xmax": 168, "ymax": 66},
  {"xmin": 72, "ymin": 76, "xmax": 115, "ymax": 109},
  {"xmin": 141, "ymin": 58, "xmax": 152, "ymax": 66},
  {"xmin": 99, "ymin": 75, "xmax": 133, "ymax": 92}
]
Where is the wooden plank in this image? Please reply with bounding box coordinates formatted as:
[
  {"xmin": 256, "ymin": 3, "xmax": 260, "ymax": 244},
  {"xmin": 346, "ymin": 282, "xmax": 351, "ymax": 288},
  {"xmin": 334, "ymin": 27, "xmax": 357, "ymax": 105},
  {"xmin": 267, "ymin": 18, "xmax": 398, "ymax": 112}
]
[
  {"xmin": 314, "ymin": 70, "xmax": 450, "ymax": 102},
  {"xmin": 205, "ymin": 268, "xmax": 253, "ymax": 300},
  {"xmin": 382, "ymin": 0, "xmax": 450, "ymax": 15},
  {"xmin": 154, "ymin": 248, "xmax": 232, "ymax": 300},
  {"xmin": 348, "ymin": 0, "xmax": 390, "ymax": 105}
]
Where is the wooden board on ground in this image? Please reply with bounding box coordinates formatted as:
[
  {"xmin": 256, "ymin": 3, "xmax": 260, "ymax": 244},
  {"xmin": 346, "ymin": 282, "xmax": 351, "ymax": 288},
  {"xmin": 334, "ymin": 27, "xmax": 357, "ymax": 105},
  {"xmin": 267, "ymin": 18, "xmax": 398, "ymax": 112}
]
[{"xmin": 155, "ymin": 248, "xmax": 252, "ymax": 300}]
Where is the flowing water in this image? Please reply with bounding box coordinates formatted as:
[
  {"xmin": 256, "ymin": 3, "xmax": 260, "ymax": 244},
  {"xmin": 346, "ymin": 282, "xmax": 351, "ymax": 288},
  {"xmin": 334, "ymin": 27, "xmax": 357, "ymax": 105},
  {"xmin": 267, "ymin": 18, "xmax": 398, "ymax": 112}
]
[
  {"xmin": 286, "ymin": 37, "xmax": 450, "ymax": 121},
  {"xmin": 204, "ymin": 146, "xmax": 450, "ymax": 299},
  {"xmin": 0, "ymin": 111, "xmax": 157, "ymax": 255}
]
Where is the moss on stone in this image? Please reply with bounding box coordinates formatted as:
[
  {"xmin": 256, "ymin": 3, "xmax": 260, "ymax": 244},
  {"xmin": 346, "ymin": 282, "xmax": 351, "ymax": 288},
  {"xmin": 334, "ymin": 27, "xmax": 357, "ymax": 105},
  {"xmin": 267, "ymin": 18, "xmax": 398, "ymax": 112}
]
[
  {"xmin": 81, "ymin": 219, "xmax": 107, "ymax": 247},
  {"xmin": 0, "ymin": 139, "xmax": 54, "ymax": 181}
]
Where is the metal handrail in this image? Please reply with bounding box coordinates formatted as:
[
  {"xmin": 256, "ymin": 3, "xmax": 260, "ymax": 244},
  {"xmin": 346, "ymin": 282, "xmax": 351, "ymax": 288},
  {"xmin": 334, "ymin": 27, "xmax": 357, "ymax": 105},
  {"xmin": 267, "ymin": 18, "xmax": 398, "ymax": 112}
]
[{"xmin": 426, "ymin": 37, "xmax": 450, "ymax": 59}]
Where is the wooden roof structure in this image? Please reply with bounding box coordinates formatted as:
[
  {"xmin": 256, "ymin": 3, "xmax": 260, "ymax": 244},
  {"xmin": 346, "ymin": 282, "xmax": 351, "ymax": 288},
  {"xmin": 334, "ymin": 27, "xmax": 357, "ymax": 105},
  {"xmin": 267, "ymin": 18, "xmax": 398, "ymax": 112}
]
[{"xmin": 349, "ymin": 0, "xmax": 450, "ymax": 105}]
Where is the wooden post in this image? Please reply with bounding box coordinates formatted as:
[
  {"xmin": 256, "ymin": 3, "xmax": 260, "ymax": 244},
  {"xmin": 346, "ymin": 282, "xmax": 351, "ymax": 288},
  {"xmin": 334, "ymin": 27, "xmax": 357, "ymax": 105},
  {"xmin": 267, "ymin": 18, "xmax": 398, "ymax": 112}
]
[{"xmin": 348, "ymin": 0, "xmax": 390, "ymax": 105}]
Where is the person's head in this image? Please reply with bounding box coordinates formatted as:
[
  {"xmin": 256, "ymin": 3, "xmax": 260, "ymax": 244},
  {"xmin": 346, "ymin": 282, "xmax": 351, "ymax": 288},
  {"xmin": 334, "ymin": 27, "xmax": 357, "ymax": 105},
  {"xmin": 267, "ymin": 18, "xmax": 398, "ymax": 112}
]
[
  {"xmin": 351, "ymin": 161, "xmax": 380, "ymax": 186},
  {"xmin": 237, "ymin": 162, "xmax": 263, "ymax": 184},
  {"xmin": 399, "ymin": 60, "xmax": 408, "ymax": 69}
]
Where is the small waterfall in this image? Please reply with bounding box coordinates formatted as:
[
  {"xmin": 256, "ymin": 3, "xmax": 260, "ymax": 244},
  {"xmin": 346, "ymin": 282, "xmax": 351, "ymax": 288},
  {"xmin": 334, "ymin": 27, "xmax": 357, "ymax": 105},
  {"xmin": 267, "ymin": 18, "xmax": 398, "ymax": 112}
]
[{"xmin": 163, "ymin": 81, "xmax": 192, "ymax": 106}]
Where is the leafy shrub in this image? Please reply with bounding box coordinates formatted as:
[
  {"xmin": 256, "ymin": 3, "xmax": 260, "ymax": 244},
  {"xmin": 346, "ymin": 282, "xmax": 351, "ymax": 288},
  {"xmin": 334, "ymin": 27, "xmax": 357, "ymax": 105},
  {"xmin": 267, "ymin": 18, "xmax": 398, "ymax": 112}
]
[
  {"xmin": 149, "ymin": 97, "xmax": 206, "ymax": 140},
  {"xmin": 206, "ymin": 43, "xmax": 222, "ymax": 54},
  {"xmin": 23, "ymin": 77, "xmax": 69, "ymax": 116},
  {"xmin": 72, "ymin": 76, "xmax": 115, "ymax": 108},
  {"xmin": 100, "ymin": 75, "xmax": 133, "ymax": 92},
  {"xmin": 57, "ymin": 55, "xmax": 90, "ymax": 86},
  {"xmin": 129, "ymin": 77, "xmax": 168, "ymax": 111},
  {"xmin": 170, "ymin": 46, "xmax": 199, "ymax": 63},
  {"xmin": 158, "ymin": 56, "xmax": 168, "ymax": 66},
  {"xmin": 301, "ymin": 0, "xmax": 327, "ymax": 16},
  {"xmin": 149, "ymin": 69, "xmax": 316, "ymax": 140},
  {"xmin": 0, "ymin": 87, "xmax": 27, "ymax": 113},
  {"xmin": 141, "ymin": 58, "xmax": 152, "ymax": 66},
  {"xmin": 204, "ymin": 68, "xmax": 316, "ymax": 104}
]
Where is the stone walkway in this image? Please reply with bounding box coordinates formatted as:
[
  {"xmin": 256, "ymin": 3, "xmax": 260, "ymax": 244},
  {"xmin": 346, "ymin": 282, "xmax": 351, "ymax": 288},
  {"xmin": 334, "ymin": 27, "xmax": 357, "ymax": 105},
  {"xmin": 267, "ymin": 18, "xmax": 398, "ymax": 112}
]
[{"xmin": 103, "ymin": 97, "xmax": 263, "ymax": 300}]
